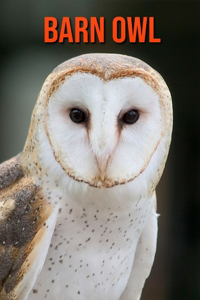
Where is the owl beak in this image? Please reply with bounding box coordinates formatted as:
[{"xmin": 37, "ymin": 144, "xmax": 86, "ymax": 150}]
[{"xmin": 96, "ymin": 155, "xmax": 110, "ymax": 181}]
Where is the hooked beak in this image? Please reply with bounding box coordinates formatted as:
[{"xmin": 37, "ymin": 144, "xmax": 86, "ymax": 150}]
[{"xmin": 96, "ymin": 155, "xmax": 110, "ymax": 181}]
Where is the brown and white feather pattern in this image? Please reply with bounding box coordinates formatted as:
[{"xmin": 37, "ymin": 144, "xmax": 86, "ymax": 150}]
[{"xmin": 0, "ymin": 155, "xmax": 54, "ymax": 300}]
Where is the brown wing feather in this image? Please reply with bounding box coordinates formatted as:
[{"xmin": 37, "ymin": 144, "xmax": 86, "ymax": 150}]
[
  {"xmin": 0, "ymin": 155, "xmax": 54, "ymax": 300},
  {"xmin": 0, "ymin": 154, "xmax": 23, "ymax": 190}
]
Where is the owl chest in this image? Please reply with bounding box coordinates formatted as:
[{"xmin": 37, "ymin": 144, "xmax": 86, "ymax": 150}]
[{"xmin": 31, "ymin": 194, "xmax": 152, "ymax": 300}]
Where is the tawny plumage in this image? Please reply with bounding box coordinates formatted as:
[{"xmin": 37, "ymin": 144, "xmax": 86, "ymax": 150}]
[{"xmin": 0, "ymin": 53, "xmax": 172, "ymax": 300}]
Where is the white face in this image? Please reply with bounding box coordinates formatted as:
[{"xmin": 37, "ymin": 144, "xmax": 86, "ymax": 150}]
[{"xmin": 46, "ymin": 73, "xmax": 163, "ymax": 188}]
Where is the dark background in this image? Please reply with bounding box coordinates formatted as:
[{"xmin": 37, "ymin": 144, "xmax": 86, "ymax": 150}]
[{"xmin": 0, "ymin": 1, "xmax": 200, "ymax": 299}]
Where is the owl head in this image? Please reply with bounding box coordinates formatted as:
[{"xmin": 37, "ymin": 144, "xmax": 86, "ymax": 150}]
[{"xmin": 23, "ymin": 53, "xmax": 172, "ymax": 193}]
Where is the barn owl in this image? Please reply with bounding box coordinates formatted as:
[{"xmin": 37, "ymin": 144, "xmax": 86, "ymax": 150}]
[{"xmin": 0, "ymin": 53, "xmax": 172, "ymax": 300}]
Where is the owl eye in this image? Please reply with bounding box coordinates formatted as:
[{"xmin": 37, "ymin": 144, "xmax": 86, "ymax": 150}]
[
  {"xmin": 121, "ymin": 110, "xmax": 139, "ymax": 125},
  {"xmin": 70, "ymin": 108, "xmax": 86, "ymax": 124}
]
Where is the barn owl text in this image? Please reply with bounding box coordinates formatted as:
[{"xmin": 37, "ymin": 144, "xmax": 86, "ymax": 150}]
[{"xmin": 44, "ymin": 17, "xmax": 161, "ymax": 44}]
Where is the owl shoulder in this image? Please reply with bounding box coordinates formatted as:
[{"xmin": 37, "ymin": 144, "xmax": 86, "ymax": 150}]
[{"xmin": 0, "ymin": 154, "xmax": 23, "ymax": 190}]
